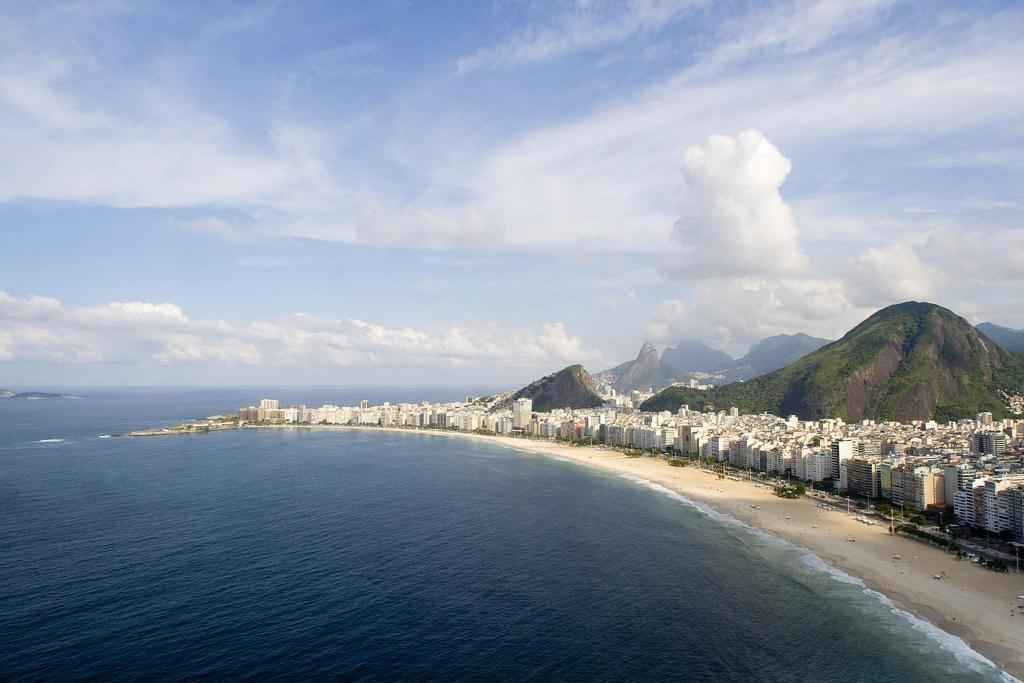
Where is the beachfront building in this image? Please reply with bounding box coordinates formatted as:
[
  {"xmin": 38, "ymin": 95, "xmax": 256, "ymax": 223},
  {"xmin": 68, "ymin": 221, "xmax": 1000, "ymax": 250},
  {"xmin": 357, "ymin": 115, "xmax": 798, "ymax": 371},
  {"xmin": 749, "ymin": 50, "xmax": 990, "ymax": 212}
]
[
  {"xmin": 236, "ymin": 394, "xmax": 1023, "ymax": 524},
  {"xmin": 831, "ymin": 439, "xmax": 857, "ymax": 482},
  {"xmin": 847, "ymin": 458, "xmax": 882, "ymax": 498},
  {"xmin": 803, "ymin": 451, "xmax": 832, "ymax": 482},
  {"xmin": 513, "ymin": 398, "xmax": 533, "ymax": 431},
  {"xmin": 944, "ymin": 463, "xmax": 977, "ymax": 507}
]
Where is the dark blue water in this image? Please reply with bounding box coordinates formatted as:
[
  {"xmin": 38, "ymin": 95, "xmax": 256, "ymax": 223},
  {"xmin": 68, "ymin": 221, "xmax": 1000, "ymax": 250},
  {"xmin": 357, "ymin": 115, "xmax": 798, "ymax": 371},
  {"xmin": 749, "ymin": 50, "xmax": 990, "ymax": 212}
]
[{"xmin": 0, "ymin": 390, "xmax": 1013, "ymax": 680}]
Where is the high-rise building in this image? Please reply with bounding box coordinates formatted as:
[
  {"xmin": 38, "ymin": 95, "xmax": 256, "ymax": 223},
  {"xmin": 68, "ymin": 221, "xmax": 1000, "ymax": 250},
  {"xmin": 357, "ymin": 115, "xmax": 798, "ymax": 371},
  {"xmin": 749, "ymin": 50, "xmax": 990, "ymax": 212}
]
[
  {"xmin": 257, "ymin": 398, "xmax": 280, "ymax": 421},
  {"xmin": 971, "ymin": 431, "xmax": 1008, "ymax": 456},
  {"xmin": 830, "ymin": 439, "xmax": 857, "ymax": 480},
  {"xmin": 944, "ymin": 464, "xmax": 976, "ymax": 508},
  {"xmin": 847, "ymin": 458, "xmax": 881, "ymax": 498},
  {"xmin": 513, "ymin": 398, "xmax": 533, "ymax": 430}
]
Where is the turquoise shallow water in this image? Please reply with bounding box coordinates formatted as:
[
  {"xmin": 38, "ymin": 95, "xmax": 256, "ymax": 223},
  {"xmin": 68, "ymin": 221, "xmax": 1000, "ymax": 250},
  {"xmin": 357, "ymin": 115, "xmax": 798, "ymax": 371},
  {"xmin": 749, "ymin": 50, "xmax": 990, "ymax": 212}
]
[{"xmin": 0, "ymin": 390, "xmax": 1014, "ymax": 680}]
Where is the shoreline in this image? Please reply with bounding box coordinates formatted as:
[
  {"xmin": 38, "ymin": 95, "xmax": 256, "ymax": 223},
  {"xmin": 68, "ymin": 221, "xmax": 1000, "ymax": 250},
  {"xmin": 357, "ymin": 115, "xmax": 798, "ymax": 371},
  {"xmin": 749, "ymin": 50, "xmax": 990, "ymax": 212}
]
[{"xmin": 250, "ymin": 423, "xmax": 1024, "ymax": 679}]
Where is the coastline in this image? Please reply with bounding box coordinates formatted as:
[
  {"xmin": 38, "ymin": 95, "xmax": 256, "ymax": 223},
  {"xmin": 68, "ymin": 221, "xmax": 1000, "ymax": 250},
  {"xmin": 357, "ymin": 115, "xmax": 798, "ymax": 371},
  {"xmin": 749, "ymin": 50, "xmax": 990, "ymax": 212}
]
[{"xmin": 251, "ymin": 423, "xmax": 1024, "ymax": 679}]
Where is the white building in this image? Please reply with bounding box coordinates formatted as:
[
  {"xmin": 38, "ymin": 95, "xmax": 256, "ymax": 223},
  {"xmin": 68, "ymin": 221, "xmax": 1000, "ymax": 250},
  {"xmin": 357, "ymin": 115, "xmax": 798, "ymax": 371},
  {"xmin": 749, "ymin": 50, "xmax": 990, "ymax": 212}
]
[{"xmin": 513, "ymin": 398, "xmax": 533, "ymax": 430}]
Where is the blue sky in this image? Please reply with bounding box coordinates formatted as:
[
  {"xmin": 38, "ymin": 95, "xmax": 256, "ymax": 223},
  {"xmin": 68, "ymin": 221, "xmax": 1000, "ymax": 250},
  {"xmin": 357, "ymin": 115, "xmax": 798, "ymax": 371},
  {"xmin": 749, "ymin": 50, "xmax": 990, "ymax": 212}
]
[{"xmin": 1, "ymin": 0, "xmax": 1023, "ymax": 386}]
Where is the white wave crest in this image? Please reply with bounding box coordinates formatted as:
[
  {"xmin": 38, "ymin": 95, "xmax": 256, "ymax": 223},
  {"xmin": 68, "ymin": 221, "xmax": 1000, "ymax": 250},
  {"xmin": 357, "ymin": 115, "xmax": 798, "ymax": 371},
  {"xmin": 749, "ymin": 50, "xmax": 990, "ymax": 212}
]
[{"xmin": 612, "ymin": 470, "xmax": 1017, "ymax": 682}]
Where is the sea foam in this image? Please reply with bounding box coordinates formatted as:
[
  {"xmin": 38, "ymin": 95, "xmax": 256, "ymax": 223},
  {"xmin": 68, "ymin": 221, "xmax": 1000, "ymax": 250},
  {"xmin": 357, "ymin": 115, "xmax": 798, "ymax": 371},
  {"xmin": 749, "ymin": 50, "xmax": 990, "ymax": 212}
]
[{"xmin": 612, "ymin": 470, "xmax": 1018, "ymax": 682}]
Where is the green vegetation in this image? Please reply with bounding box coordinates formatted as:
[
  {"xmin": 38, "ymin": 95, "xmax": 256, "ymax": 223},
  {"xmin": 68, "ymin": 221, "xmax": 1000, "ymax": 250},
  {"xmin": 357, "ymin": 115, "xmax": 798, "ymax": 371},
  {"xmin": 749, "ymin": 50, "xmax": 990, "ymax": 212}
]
[
  {"xmin": 493, "ymin": 364, "xmax": 604, "ymax": 413},
  {"xmin": 774, "ymin": 482, "xmax": 805, "ymax": 498},
  {"xmin": 896, "ymin": 524, "xmax": 954, "ymax": 550},
  {"xmin": 641, "ymin": 302, "xmax": 1024, "ymax": 421}
]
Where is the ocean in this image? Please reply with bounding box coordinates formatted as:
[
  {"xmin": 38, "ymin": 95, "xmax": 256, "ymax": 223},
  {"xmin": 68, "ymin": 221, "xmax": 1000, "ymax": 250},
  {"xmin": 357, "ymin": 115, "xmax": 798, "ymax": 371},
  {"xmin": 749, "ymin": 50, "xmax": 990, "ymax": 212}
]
[{"xmin": 0, "ymin": 388, "xmax": 1014, "ymax": 680}]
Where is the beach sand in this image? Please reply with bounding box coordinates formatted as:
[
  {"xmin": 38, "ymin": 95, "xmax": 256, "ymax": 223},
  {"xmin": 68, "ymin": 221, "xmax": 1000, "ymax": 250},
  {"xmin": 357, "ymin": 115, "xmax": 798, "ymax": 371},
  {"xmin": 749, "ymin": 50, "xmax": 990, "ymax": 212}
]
[{"xmin": 254, "ymin": 425, "xmax": 1024, "ymax": 678}]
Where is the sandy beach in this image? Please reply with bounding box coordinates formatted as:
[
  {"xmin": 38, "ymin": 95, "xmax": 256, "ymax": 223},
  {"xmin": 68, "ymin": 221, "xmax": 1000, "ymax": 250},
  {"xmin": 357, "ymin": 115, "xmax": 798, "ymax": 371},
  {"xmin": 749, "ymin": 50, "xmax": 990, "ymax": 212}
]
[{"xmin": 253, "ymin": 424, "xmax": 1024, "ymax": 679}]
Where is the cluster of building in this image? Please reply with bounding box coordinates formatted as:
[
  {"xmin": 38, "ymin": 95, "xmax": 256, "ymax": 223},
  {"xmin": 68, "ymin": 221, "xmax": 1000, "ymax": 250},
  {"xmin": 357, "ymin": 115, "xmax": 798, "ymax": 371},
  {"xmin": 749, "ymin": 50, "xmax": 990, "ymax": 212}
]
[{"xmin": 240, "ymin": 398, "xmax": 1024, "ymax": 543}]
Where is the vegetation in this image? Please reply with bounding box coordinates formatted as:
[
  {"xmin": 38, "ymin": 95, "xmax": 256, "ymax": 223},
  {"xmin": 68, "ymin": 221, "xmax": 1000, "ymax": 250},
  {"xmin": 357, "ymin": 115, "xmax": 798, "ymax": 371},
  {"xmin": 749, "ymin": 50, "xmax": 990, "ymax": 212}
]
[
  {"xmin": 641, "ymin": 302, "xmax": 1024, "ymax": 421},
  {"xmin": 774, "ymin": 482, "xmax": 805, "ymax": 498},
  {"xmin": 896, "ymin": 524, "xmax": 954, "ymax": 550},
  {"xmin": 492, "ymin": 364, "xmax": 604, "ymax": 413}
]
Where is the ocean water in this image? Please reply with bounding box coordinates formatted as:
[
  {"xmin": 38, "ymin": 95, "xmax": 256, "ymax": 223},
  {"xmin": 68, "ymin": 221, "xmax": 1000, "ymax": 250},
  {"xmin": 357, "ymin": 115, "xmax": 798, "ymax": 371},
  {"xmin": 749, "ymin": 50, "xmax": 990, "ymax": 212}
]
[{"xmin": 0, "ymin": 389, "xmax": 1015, "ymax": 681}]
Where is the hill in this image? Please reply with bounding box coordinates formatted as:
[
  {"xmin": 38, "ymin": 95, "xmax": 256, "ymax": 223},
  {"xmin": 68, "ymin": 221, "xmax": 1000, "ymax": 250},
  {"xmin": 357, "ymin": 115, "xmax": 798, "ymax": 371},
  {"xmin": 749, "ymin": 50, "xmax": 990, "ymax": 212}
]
[
  {"xmin": 596, "ymin": 342, "xmax": 679, "ymax": 393},
  {"xmin": 731, "ymin": 333, "xmax": 831, "ymax": 379},
  {"xmin": 660, "ymin": 340, "xmax": 734, "ymax": 375},
  {"xmin": 599, "ymin": 334, "xmax": 829, "ymax": 392},
  {"xmin": 493, "ymin": 364, "xmax": 605, "ymax": 413},
  {"xmin": 977, "ymin": 322, "xmax": 1024, "ymax": 353},
  {"xmin": 641, "ymin": 302, "xmax": 1024, "ymax": 422},
  {"xmin": 0, "ymin": 390, "xmax": 75, "ymax": 399}
]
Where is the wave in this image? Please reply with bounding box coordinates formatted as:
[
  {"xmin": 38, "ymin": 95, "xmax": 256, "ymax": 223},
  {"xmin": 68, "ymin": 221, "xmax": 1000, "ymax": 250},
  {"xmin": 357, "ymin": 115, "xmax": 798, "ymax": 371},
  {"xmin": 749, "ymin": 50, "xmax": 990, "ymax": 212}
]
[
  {"xmin": 97, "ymin": 435, "xmax": 112, "ymax": 439},
  {"xmin": 613, "ymin": 471, "xmax": 1017, "ymax": 682},
  {"xmin": 36, "ymin": 438, "xmax": 65, "ymax": 444}
]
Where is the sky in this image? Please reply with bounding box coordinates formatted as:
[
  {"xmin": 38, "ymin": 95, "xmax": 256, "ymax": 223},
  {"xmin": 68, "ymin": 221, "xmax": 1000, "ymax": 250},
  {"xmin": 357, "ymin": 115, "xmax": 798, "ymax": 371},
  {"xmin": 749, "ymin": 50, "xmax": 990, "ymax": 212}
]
[{"xmin": 1, "ymin": 0, "xmax": 1023, "ymax": 387}]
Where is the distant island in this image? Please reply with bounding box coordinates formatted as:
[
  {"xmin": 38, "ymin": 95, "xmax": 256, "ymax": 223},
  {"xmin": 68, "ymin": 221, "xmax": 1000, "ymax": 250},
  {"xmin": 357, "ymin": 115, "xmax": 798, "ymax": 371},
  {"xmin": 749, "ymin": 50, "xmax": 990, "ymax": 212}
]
[{"xmin": 0, "ymin": 390, "xmax": 79, "ymax": 400}]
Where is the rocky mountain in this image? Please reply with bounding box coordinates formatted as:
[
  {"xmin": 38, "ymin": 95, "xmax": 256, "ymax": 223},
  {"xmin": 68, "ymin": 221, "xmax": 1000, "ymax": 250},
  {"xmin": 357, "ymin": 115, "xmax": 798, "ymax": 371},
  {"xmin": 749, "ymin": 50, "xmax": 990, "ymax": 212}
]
[
  {"xmin": 730, "ymin": 333, "xmax": 832, "ymax": 379},
  {"xmin": 599, "ymin": 334, "xmax": 830, "ymax": 393},
  {"xmin": 977, "ymin": 322, "xmax": 1024, "ymax": 353},
  {"xmin": 596, "ymin": 342, "xmax": 678, "ymax": 393},
  {"xmin": 493, "ymin": 364, "xmax": 605, "ymax": 413},
  {"xmin": 641, "ymin": 302, "xmax": 1024, "ymax": 422},
  {"xmin": 660, "ymin": 340, "xmax": 734, "ymax": 375}
]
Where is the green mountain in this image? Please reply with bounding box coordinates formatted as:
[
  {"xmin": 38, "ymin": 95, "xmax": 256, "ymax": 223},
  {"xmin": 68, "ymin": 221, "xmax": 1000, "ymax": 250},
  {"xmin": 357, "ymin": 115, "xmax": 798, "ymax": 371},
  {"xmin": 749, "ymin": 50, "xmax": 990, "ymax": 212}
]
[
  {"xmin": 641, "ymin": 302, "xmax": 1024, "ymax": 422},
  {"xmin": 495, "ymin": 364, "xmax": 605, "ymax": 413},
  {"xmin": 977, "ymin": 322, "xmax": 1024, "ymax": 353}
]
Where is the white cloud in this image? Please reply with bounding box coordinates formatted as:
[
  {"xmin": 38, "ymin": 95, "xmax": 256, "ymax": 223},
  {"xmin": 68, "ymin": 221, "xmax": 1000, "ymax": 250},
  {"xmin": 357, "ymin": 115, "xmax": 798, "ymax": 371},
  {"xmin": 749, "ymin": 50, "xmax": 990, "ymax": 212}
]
[
  {"xmin": 925, "ymin": 226, "xmax": 1024, "ymax": 282},
  {"xmin": 700, "ymin": 0, "xmax": 896, "ymax": 73},
  {"xmin": 0, "ymin": 292, "xmax": 64, "ymax": 320},
  {"xmin": 0, "ymin": 292, "xmax": 599, "ymax": 372},
  {"xmin": 669, "ymin": 130, "xmax": 807, "ymax": 277},
  {"xmin": 845, "ymin": 243, "xmax": 936, "ymax": 307},
  {"xmin": 648, "ymin": 278, "xmax": 859, "ymax": 354},
  {"xmin": 456, "ymin": 0, "xmax": 703, "ymax": 73},
  {"xmin": 3, "ymin": 3, "xmax": 1024, "ymax": 261}
]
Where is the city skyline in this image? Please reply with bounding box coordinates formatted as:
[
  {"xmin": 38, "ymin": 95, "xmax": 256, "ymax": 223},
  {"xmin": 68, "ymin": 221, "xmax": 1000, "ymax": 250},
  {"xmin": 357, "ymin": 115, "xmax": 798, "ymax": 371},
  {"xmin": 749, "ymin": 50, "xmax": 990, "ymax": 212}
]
[{"xmin": 3, "ymin": 1, "xmax": 1024, "ymax": 385}]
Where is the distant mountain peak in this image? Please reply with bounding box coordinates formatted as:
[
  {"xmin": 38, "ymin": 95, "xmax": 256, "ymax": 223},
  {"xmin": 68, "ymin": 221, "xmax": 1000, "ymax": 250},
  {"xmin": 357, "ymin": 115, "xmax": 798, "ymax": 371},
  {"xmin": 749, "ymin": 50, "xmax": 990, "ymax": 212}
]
[
  {"xmin": 643, "ymin": 301, "xmax": 1024, "ymax": 421},
  {"xmin": 977, "ymin": 321, "xmax": 1024, "ymax": 353},
  {"xmin": 493, "ymin": 364, "xmax": 604, "ymax": 413}
]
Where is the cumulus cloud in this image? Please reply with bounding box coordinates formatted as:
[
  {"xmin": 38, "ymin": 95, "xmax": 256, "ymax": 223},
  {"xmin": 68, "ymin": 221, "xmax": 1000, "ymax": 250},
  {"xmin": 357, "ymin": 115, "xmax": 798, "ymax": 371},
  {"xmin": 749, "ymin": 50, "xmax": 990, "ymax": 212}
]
[
  {"xmin": 926, "ymin": 227, "xmax": 1024, "ymax": 283},
  {"xmin": 648, "ymin": 277, "xmax": 860, "ymax": 354},
  {"xmin": 845, "ymin": 243, "xmax": 937, "ymax": 307},
  {"xmin": 0, "ymin": 292, "xmax": 599, "ymax": 372},
  {"xmin": 669, "ymin": 130, "xmax": 807, "ymax": 277}
]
